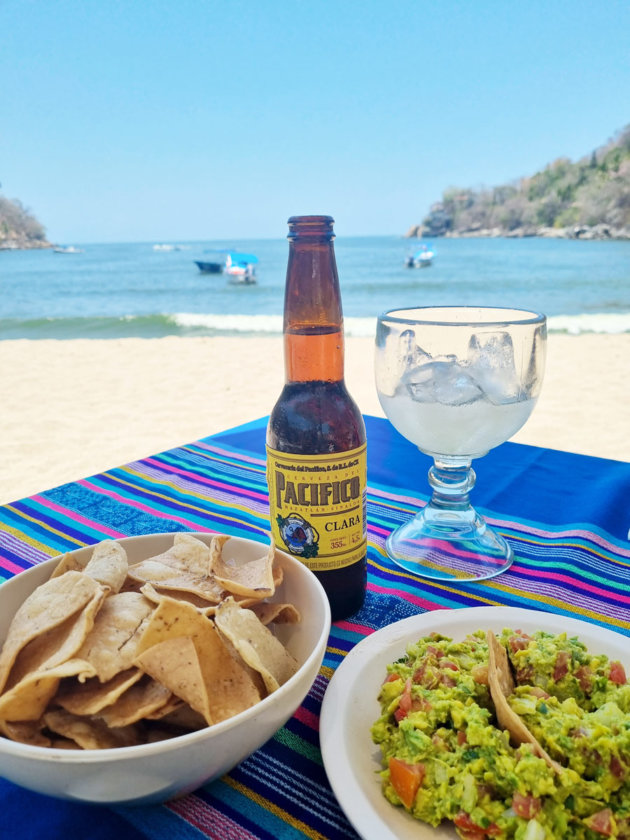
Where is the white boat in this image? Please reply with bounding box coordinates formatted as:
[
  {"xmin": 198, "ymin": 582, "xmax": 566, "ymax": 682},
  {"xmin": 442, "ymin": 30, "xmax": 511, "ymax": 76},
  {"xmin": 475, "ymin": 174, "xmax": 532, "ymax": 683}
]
[
  {"xmin": 405, "ymin": 244, "xmax": 434, "ymax": 268},
  {"xmin": 53, "ymin": 245, "xmax": 83, "ymax": 254},
  {"xmin": 224, "ymin": 252, "xmax": 257, "ymax": 285},
  {"xmin": 226, "ymin": 266, "xmax": 257, "ymax": 285},
  {"xmin": 193, "ymin": 250, "xmax": 259, "ymax": 284}
]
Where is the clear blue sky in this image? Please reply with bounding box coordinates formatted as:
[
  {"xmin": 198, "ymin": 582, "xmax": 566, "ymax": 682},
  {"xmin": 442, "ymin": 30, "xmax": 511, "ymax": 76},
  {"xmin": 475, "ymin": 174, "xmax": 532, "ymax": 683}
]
[{"xmin": 2, "ymin": 0, "xmax": 629, "ymax": 243}]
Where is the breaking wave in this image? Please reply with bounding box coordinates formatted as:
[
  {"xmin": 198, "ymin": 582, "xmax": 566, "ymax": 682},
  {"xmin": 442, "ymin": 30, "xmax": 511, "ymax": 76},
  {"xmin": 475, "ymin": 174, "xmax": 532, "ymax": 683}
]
[{"xmin": 1, "ymin": 311, "xmax": 629, "ymax": 340}]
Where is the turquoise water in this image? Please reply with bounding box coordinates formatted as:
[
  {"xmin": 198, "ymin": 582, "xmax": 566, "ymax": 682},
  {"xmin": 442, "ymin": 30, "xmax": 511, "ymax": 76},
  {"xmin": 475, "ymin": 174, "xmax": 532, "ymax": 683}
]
[{"xmin": 1, "ymin": 236, "xmax": 629, "ymax": 339}]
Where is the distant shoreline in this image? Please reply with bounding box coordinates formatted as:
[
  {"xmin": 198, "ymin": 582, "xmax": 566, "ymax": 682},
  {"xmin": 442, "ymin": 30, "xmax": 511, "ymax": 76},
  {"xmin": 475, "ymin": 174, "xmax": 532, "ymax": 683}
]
[
  {"xmin": 405, "ymin": 223, "xmax": 630, "ymax": 241},
  {"xmin": 0, "ymin": 239, "xmax": 51, "ymax": 251}
]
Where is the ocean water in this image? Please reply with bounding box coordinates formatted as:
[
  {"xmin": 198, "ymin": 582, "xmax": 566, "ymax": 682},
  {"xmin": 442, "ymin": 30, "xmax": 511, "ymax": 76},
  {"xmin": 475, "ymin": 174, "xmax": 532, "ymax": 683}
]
[{"xmin": 1, "ymin": 236, "xmax": 629, "ymax": 339}]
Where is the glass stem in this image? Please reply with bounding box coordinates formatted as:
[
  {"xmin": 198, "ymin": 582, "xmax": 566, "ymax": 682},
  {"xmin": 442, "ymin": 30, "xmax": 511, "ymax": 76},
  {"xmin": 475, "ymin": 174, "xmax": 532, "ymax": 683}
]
[{"xmin": 427, "ymin": 459, "xmax": 475, "ymax": 513}]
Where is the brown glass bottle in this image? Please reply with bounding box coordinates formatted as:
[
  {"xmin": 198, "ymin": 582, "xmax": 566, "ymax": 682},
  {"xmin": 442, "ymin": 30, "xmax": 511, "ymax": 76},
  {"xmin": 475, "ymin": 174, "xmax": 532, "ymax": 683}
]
[{"xmin": 266, "ymin": 215, "xmax": 367, "ymax": 621}]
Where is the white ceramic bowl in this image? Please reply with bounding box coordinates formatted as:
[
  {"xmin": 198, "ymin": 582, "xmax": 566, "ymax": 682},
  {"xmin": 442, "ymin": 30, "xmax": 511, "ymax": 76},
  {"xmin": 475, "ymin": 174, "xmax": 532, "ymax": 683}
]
[{"xmin": 0, "ymin": 533, "xmax": 331, "ymax": 805}]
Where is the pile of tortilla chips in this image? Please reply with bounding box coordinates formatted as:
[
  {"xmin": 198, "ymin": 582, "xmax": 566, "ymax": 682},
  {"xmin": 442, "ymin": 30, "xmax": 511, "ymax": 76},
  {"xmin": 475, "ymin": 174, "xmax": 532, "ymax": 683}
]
[{"xmin": 0, "ymin": 533, "xmax": 300, "ymax": 749}]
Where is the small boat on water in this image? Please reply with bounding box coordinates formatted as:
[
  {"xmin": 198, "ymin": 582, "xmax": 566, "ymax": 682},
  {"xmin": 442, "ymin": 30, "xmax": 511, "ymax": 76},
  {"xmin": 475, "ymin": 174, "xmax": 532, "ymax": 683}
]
[
  {"xmin": 194, "ymin": 260, "xmax": 223, "ymax": 274},
  {"xmin": 405, "ymin": 243, "xmax": 434, "ymax": 268},
  {"xmin": 224, "ymin": 252, "xmax": 258, "ymax": 285},
  {"xmin": 153, "ymin": 244, "xmax": 187, "ymax": 251},
  {"xmin": 53, "ymin": 245, "xmax": 83, "ymax": 254},
  {"xmin": 194, "ymin": 250, "xmax": 258, "ymax": 284}
]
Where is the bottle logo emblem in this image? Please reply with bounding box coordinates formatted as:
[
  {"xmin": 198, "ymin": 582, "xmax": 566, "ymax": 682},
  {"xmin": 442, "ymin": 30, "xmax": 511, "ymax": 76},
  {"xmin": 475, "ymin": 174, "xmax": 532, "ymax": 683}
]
[{"xmin": 276, "ymin": 512, "xmax": 319, "ymax": 559}]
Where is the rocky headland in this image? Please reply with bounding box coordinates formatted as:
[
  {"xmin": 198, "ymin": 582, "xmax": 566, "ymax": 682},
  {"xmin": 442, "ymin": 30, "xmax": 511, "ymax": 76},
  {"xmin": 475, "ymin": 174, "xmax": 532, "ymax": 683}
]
[
  {"xmin": 0, "ymin": 195, "xmax": 50, "ymax": 250},
  {"xmin": 407, "ymin": 124, "xmax": 630, "ymax": 241}
]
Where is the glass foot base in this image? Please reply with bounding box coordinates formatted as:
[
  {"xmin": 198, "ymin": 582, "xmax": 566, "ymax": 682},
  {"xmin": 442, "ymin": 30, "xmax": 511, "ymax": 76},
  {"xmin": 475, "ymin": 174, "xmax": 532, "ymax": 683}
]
[{"xmin": 385, "ymin": 508, "xmax": 513, "ymax": 581}]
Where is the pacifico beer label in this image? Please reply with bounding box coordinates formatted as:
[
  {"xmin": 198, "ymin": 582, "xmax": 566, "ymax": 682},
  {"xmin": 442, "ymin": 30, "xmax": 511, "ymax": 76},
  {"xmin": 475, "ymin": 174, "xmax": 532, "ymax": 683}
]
[{"xmin": 266, "ymin": 443, "xmax": 367, "ymax": 572}]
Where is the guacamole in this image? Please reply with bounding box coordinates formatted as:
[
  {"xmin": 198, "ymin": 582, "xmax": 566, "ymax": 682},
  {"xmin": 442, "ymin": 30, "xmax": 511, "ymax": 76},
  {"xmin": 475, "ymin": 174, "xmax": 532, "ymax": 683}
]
[{"xmin": 371, "ymin": 629, "xmax": 630, "ymax": 839}]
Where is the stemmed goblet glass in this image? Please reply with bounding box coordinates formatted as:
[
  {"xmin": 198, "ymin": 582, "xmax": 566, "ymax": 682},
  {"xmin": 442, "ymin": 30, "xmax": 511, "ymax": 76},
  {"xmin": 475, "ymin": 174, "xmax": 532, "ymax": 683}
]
[{"xmin": 375, "ymin": 306, "xmax": 546, "ymax": 581}]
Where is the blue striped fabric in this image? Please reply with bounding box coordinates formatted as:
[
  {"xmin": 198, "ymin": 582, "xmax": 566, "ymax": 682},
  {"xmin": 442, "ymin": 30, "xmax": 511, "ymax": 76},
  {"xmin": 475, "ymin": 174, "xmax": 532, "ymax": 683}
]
[{"xmin": 1, "ymin": 415, "xmax": 630, "ymax": 839}]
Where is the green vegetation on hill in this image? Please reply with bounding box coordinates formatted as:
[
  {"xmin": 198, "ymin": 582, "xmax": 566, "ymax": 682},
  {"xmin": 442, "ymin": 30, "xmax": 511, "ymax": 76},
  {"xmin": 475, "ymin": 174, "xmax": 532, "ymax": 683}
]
[
  {"xmin": 0, "ymin": 195, "xmax": 49, "ymax": 249},
  {"xmin": 410, "ymin": 125, "xmax": 630, "ymax": 240}
]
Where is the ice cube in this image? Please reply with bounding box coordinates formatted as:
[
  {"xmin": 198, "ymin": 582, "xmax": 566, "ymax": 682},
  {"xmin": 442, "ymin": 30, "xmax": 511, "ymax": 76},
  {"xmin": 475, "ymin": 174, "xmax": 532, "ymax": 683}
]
[
  {"xmin": 404, "ymin": 359, "xmax": 483, "ymax": 405},
  {"xmin": 396, "ymin": 331, "xmax": 434, "ymax": 399},
  {"xmin": 403, "ymin": 361, "xmax": 435, "ymax": 402},
  {"xmin": 432, "ymin": 362, "xmax": 483, "ymax": 405},
  {"xmin": 399, "ymin": 330, "xmax": 432, "ymax": 369},
  {"xmin": 467, "ymin": 331, "xmax": 520, "ymax": 404},
  {"xmin": 522, "ymin": 325, "xmax": 546, "ymax": 398}
]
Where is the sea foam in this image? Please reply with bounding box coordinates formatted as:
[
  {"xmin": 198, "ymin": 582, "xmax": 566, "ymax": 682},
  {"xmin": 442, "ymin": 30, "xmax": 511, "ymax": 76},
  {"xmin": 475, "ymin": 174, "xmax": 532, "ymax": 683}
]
[
  {"xmin": 547, "ymin": 312, "xmax": 630, "ymax": 335},
  {"xmin": 171, "ymin": 312, "xmax": 378, "ymax": 337}
]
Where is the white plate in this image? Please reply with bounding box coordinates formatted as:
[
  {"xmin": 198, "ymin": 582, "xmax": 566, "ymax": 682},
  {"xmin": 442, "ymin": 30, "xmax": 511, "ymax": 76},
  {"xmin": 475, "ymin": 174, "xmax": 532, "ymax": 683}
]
[{"xmin": 320, "ymin": 606, "xmax": 630, "ymax": 840}]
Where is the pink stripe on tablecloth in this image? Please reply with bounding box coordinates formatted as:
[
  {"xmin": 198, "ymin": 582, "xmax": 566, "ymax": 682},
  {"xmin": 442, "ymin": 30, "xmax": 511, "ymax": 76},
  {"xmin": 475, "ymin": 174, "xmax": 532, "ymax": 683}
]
[
  {"xmin": 0, "ymin": 555, "xmax": 26, "ymax": 575},
  {"xmin": 367, "ymin": 579, "xmax": 452, "ymax": 611},
  {"xmin": 142, "ymin": 458, "xmax": 269, "ymax": 502},
  {"xmin": 511, "ymin": 562, "xmax": 630, "ymax": 604},
  {"xmin": 168, "ymin": 793, "xmax": 261, "ymax": 839},
  {"xmin": 494, "ymin": 520, "xmax": 630, "ymax": 557},
  {"xmin": 31, "ymin": 495, "xmax": 126, "ymax": 538},
  {"xmin": 335, "ymin": 619, "xmax": 378, "ymax": 636},
  {"xmin": 193, "ymin": 441, "xmax": 266, "ymax": 467},
  {"xmin": 77, "ymin": 479, "xmax": 214, "ymax": 531},
  {"xmin": 293, "ymin": 706, "xmax": 320, "ymax": 731}
]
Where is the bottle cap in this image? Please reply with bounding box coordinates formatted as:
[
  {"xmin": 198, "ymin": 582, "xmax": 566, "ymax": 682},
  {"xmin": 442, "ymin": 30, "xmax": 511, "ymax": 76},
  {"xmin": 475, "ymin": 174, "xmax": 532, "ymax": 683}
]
[{"xmin": 287, "ymin": 215, "xmax": 335, "ymax": 240}]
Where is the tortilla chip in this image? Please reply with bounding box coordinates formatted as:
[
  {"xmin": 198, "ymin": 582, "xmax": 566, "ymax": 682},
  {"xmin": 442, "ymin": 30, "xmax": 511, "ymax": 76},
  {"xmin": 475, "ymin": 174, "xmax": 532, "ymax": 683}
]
[
  {"xmin": 171, "ymin": 533, "xmax": 214, "ymax": 576},
  {"xmin": 249, "ymin": 602, "xmax": 301, "ymax": 625},
  {"xmin": 134, "ymin": 596, "xmax": 206, "ymax": 655},
  {"xmin": 50, "ymin": 738, "xmax": 82, "ymax": 750},
  {"xmin": 214, "ymin": 598, "xmax": 298, "ymax": 693},
  {"xmin": 147, "ymin": 702, "xmax": 205, "ymax": 729},
  {"xmin": 51, "ymin": 552, "xmax": 83, "ymax": 577},
  {"xmin": 126, "ymin": 535, "xmax": 224, "ymax": 603},
  {"xmin": 135, "ymin": 599, "xmax": 261, "ymax": 725},
  {"xmin": 98, "ymin": 676, "xmax": 172, "ymax": 727},
  {"xmin": 140, "ymin": 582, "xmax": 217, "ymax": 614},
  {"xmin": 75, "ymin": 592, "xmax": 154, "ymax": 682},
  {"xmin": 5, "ymin": 586, "xmax": 106, "ymax": 693},
  {"xmin": 0, "ymin": 572, "xmax": 104, "ymax": 694},
  {"xmin": 136, "ymin": 637, "xmax": 210, "ymax": 722},
  {"xmin": 272, "ymin": 562, "xmax": 284, "ymax": 588},
  {"xmin": 43, "ymin": 708, "xmax": 142, "ymax": 750},
  {"xmin": 486, "ymin": 630, "xmax": 516, "ymax": 696},
  {"xmin": 210, "ymin": 536, "xmax": 275, "ymax": 599},
  {"xmin": 0, "ymin": 658, "xmax": 97, "ymax": 722},
  {"xmin": 56, "ymin": 668, "xmax": 143, "ymax": 716},
  {"xmin": 126, "ymin": 560, "xmax": 225, "ymax": 602},
  {"xmin": 0, "ymin": 718, "xmax": 51, "ymax": 747},
  {"xmin": 83, "ymin": 540, "xmax": 128, "ymax": 592},
  {"xmin": 486, "ymin": 631, "xmax": 563, "ymax": 774},
  {"xmin": 143, "ymin": 694, "xmax": 184, "ymax": 720}
]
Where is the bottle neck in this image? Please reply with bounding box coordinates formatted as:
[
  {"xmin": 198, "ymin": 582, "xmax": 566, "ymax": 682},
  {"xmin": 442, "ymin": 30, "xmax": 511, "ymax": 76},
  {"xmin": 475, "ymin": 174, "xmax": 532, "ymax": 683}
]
[{"xmin": 283, "ymin": 217, "xmax": 345, "ymax": 384}]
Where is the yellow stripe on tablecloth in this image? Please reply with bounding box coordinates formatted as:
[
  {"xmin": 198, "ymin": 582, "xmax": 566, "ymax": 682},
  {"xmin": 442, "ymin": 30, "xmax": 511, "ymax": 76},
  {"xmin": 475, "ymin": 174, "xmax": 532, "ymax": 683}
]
[
  {"xmin": 508, "ymin": 532, "xmax": 630, "ymax": 567},
  {"xmin": 111, "ymin": 466, "xmax": 269, "ymax": 532},
  {"xmin": 483, "ymin": 579, "xmax": 630, "ymax": 631},
  {"xmin": 223, "ymin": 775, "xmax": 328, "ymax": 840},
  {"xmin": 369, "ymin": 555, "xmax": 506, "ymax": 605},
  {"xmin": 2, "ymin": 508, "xmax": 85, "ymax": 550}
]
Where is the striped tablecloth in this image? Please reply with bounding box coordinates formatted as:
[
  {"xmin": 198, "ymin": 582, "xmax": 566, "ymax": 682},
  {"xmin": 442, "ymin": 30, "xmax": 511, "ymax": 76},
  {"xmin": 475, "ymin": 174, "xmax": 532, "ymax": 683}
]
[{"xmin": 1, "ymin": 415, "xmax": 629, "ymax": 839}]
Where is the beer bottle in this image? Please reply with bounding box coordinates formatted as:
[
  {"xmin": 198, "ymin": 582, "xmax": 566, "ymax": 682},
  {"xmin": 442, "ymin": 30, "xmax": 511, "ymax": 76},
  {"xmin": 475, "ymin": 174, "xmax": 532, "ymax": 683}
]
[{"xmin": 266, "ymin": 215, "xmax": 367, "ymax": 621}]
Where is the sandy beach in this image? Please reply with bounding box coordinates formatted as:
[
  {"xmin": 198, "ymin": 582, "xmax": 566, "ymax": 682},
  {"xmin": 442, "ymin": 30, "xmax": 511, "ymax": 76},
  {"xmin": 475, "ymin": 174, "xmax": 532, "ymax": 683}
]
[{"xmin": 1, "ymin": 333, "xmax": 628, "ymax": 504}]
